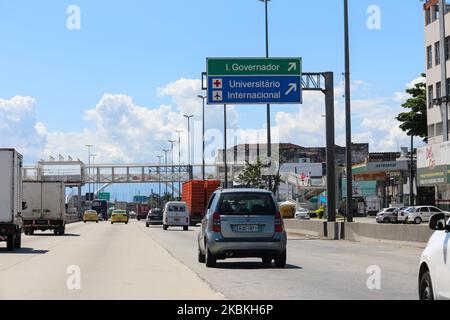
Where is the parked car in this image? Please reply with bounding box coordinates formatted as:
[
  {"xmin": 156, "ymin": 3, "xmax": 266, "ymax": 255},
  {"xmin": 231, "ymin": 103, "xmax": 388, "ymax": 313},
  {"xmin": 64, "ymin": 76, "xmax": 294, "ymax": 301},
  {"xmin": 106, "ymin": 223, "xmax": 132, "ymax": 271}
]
[
  {"xmin": 163, "ymin": 202, "xmax": 190, "ymax": 231},
  {"xmin": 376, "ymin": 208, "xmax": 397, "ymax": 223},
  {"xmin": 197, "ymin": 189, "xmax": 287, "ymax": 268},
  {"xmin": 406, "ymin": 206, "xmax": 448, "ymax": 225},
  {"xmin": 111, "ymin": 210, "xmax": 129, "ymax": 225},
  {"xmin": 83, "ymin": 210, "xmax": 99, "ymax": 223},
  {"xmin": 394, "ymin": 206, "xmax": 410, "ymax": 224},
  {"xmin": 146, "ymin": 208, "xmax": 163, "ymax": 227},
  {"xmin": 295, "ymin": 208, "xmax": 310, "ymax": 220},
  {"xmin": 418, "ymin": 213, "xmax": 450, "ymax": 300}
]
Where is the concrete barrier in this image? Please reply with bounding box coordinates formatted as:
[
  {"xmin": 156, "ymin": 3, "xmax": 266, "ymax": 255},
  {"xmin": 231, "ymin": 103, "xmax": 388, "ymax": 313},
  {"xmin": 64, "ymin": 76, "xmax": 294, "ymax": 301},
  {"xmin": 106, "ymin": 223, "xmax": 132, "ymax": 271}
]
[
  {"xmin": 285, "ymin": 219, "xmax": 434, "ymax": 243},
  {"xmin": 285, "ymin": 219, "xmax": 327, "ymax": 238},
  {"xmin": 343, "ymin": 222, "xmax": 434, "ymax": 243}
]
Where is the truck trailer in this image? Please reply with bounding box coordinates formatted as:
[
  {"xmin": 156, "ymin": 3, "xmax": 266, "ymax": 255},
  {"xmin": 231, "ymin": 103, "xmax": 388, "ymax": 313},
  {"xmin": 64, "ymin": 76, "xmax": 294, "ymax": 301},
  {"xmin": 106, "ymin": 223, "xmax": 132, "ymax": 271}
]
[
  {"xmin": 23, "ymin": 181, "xmax": 66, "ymax": 235},
  {"xmin": 0, "ymin": 149, "xmax": 24, "ymax": 251}
]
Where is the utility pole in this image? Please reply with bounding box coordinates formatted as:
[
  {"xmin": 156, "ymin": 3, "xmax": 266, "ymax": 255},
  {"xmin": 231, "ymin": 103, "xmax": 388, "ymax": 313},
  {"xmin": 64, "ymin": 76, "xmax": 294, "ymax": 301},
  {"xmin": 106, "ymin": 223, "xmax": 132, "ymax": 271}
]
[
  {"xmin": 85, "ymin": 144, "xmax": 93, "ymax": 202},
  {"xmin": 157, "ymin": 155, "xmax": 163, "ymax": 202},
  {"xmin": 163, "ymin": 149, "xmax": 169, "ymax": 197},
  {"xmin": 410, "ymin": 135, "xmax": 415, "ymax": 206},
  {"xmin": 258, "ymin": 0, "xmax": 272, "ymax": 191},
  {"xmin": 439, "ymin": 0, "xmax": 449, "ymax": 142},
  {"xmin": 169, "ymin": 139, "xmax": 176, "ymax": 198},
  {"xmin": 224, "ymin": 104, "xmax": 228, "ymax": 189},
  {"xmin": 197, "ymin": 95, "xmax": 207, "ymax": 181},
  {"xmin": 344, "ymin": 0, "xmax": 353, "ymax": 222},
  {"xmin": 176, "ymin": 130, "xmax": 183, "ymax": 198},
  {"xmin": 184, "ymin": 114, "xmax": 194, "ymax": 179}
]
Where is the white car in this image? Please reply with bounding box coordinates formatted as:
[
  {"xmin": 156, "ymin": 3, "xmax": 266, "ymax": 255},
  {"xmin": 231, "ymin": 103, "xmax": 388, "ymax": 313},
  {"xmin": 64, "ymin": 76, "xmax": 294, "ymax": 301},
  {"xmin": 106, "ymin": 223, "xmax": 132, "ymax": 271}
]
[
  {"xmin": 405, "ymin": 206, "xmax": 447, "ymax": 224},
  {"xmin": 295, "ymin": 208, "xmax": 310, "ymax": 220},
  {"xmin": 418, "ymin": 213, "xmax": 450, "ymax": 300}
]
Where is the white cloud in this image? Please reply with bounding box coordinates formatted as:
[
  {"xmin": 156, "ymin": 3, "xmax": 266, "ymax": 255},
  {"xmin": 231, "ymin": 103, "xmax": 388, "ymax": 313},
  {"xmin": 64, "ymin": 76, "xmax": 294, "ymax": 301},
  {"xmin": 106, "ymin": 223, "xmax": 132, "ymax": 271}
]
[{"xmin": 0, "ymin": 96, "xmax": 47, "ymax": 159}]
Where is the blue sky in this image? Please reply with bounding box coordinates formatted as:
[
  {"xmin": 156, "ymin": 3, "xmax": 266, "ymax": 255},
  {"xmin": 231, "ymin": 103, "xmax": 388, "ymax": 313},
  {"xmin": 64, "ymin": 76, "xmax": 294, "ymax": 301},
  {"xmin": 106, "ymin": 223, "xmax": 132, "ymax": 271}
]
[{"xmin": 0, "ymin": 1, "xmax": 427, "ymax": 200}]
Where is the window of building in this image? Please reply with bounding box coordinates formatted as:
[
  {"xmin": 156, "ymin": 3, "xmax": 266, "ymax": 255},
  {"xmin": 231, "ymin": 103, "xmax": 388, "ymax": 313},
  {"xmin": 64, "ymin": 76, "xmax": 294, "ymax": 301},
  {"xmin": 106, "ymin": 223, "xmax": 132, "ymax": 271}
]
[
  {"xmin": 428, "ymin": 85, "xmax": 434, "ymax": 109},
  {"xmin": 436, "ymin": 122, "xmax": 444, "ymax": 136},
  {"xmin": 432, "ymin": 4, "xmax": 440, "ymax": 22},
  {"xmin": 425, "ymin": 8, "xmax": 431, "ymax": 25},
  {"xmin": 437, "ymin": 82, "xmax": 442, "ymax": 99},
  {"xmin": 427, "ymin": 45, "xmax": 433, "ymax": 69},
  {"xmin": 428, "ymin": 124, "xmax": 435, "ymax": 138},
  {"xmin": 436, "ymin": 41, "xmax": 441, "ymax": 65}
]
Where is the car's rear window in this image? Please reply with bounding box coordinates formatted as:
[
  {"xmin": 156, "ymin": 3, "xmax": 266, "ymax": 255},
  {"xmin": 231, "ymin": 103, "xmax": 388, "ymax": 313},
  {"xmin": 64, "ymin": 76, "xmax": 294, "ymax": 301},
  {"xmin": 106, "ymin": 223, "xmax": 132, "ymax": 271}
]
[
  {"xmin": 218, "ymin": 193, "xmax": 276, "ymax": 216},
  {"xmin": 168, "ymin": 205, "xmax": 186, "ymax": 212}
]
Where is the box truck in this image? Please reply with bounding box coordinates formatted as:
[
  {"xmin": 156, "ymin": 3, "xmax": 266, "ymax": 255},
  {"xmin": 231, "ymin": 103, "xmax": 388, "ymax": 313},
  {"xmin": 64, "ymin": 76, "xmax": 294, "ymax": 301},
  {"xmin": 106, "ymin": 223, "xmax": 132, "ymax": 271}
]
[
  {"xmin": 23, "ymin": 181, "xmax": 66, "ymax": 235},
  {"xmin": 0, "ymin": 149, "xmax": 24, "ymax": 251},
  {"xmin": 182, "ymin": 180, "xmax": 221, "ymax": 225}
]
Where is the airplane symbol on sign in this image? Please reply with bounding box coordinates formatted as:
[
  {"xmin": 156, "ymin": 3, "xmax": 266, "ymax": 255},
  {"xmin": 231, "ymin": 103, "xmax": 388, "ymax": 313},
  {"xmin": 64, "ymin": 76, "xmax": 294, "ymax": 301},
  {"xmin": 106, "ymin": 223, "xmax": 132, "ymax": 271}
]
[{"xmin": 212, "ymin": 91, "xmax": 223, "ymax": 101}]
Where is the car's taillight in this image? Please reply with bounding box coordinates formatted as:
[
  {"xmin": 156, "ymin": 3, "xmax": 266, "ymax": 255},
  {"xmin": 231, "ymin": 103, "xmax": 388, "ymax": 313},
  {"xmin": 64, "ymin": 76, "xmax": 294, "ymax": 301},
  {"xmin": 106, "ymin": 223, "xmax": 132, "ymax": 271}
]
[
  {"xmin": 275, "ymin": 212, "xmax": 284, "ymax": 232},
  {"xmin": 212, "ymin": 212, "xmax": 221, "ymax": 233}
]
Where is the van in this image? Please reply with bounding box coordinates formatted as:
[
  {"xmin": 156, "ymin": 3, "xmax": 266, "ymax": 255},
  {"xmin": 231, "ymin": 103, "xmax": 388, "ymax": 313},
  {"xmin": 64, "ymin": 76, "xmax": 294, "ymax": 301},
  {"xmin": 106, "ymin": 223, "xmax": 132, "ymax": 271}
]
[{"xmin": 163, "ymin": 202, "xmax": 190, "ymax": 231}]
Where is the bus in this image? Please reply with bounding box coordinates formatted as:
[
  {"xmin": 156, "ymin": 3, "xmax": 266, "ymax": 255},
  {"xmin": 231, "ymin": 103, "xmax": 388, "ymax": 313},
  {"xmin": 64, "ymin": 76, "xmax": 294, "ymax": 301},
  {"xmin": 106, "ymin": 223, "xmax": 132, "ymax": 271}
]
[{"xmin": 91, "ymin": 199, "xmax": 109, "ymax": 221}]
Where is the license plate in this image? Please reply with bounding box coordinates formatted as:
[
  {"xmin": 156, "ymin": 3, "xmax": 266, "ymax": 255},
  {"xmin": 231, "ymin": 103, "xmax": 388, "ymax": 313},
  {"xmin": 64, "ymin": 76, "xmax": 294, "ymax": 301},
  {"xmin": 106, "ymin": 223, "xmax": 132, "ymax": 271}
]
[
  {"xmin": 237, "ymin": 225, "xmax": 259, "ymax": 232},
  {"xmin": 174, "ymin": 218, "xmax": 180, "ymax": 222}
]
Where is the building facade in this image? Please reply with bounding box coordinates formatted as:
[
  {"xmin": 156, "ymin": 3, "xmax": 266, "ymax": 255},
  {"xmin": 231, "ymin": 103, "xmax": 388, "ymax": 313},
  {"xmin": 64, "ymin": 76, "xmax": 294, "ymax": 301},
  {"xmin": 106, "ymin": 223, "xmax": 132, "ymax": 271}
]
[{"xmin": 419, "ymin": 1, "xmax": 450, "ymax": 209}]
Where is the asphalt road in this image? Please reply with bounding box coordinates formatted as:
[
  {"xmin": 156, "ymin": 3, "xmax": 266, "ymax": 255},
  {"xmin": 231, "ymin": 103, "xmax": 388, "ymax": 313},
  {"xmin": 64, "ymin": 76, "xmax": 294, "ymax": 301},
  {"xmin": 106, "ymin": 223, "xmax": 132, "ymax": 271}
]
[{"xmin": 0, "ymin": 220, "xmax": 423, "ymax": 300}]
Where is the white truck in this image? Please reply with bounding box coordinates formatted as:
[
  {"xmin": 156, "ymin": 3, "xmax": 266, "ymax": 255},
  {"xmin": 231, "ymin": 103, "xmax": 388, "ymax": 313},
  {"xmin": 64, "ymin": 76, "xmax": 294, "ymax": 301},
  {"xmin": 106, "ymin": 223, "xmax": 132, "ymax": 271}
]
[
  {"xmin": 23, "ymin": 181, "xmax": 66, "ymax": 235},
  {"xmin": 0, "ymin": 149, "xmax": 24, "ymax": 251}
]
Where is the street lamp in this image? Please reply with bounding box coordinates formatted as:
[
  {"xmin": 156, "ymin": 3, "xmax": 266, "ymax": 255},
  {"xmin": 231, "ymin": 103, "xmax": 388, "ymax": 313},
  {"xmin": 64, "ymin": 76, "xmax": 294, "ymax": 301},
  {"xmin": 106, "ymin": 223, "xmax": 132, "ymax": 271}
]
[
  {"xmin": 169, "ymin": 139, "xmax": 176, "ymax": 198},
  {"xmin": 183, "ymin": 114, "xmax": 194, "ymax": 179},
  {"xmin": 175, "ymin": 130, "xmax": 183, "ymax": 198},
  {"xmin": 163, "ymin": 149, "xmax": 169, "ymax": 196},
  {"xmin": 197, "ymin": 95, "xmax": 207, "ymax": 181},
  {"xmin": 258, "ymin": 0, "xmax": 272, "ymax": 191},
  {"xmin": 85, "ymin": 144, "xmax": 93, "ymax": 202},
  {"xmin": 157, "ymin": 155, "xmax": 163, "ymax": 199},
  {"xmin": 91, "ymin": 154, "xmax": 97, "ymax": 198}
]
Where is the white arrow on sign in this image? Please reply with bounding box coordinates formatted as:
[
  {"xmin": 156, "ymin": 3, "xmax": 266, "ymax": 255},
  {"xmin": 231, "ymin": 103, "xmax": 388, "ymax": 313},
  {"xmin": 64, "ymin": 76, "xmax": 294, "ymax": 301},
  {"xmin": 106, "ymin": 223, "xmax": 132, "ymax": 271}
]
[
  {"xmin": 288, "ymin": 62, "xmax": 297, "ymax": 72},
  {"xmin": 285, "ymin": 83, "xmax": 297, "ymax": 95}
]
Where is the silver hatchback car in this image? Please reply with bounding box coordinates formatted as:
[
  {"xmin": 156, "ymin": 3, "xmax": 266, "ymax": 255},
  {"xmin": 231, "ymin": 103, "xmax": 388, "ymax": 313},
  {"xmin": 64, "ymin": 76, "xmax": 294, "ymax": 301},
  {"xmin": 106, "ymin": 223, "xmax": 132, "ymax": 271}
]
[{"xmin": 197, "ymin": 189, "xmax": 287, "ymax": 268}]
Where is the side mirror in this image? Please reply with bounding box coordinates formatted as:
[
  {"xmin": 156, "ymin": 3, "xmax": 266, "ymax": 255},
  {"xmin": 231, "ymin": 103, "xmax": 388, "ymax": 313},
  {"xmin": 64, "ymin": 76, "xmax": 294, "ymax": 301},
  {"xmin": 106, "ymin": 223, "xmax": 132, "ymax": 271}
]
[
  {"xmin": 22, "ymin": 201, "xmax": 28, "ymax": 210},
  {"xmin": 429, "ymin": 213, "xmax": 448, "ymax": 231}
]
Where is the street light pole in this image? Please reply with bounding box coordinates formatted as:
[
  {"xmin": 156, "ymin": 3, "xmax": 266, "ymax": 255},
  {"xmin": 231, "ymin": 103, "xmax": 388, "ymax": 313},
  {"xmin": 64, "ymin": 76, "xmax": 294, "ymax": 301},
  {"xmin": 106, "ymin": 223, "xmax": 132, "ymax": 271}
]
[
  {"xmin": 224, "ymin": 104, "xmax": 228, "ymax": 189},
  {"xmin": 176, "ymin": 130, "xmax": 183, "ymax": 198},
  {"xmin": 169, "ymin": 140, "xmax": 176, "ymax": 198},
  {"xmin": 91, "ymin": 154, "xmax": 97, "ymax": 198},
  {"xmin": 439, "ymin": 0, "xmax": 449, "ymax": 142},
  {"xmin": 157, "ymin": 155, "xmax": 163, "ymax": 200},
  {"xmin": 344, "ymin": 0, "xmax": 353, "ymax": 223},
  {"xmin": 163, "ymin": 149, "xmax": 169, "ymax": 196},
  {"xmin": 258, "ymin": 0, "xmax": 272, "ymax": 191},
  {"xmin": 197, "ymin": 95, "xmax": 207, "ymax": 181},
  {"xmin": 85, "ymin": 144, "xmax": 93, "ymax": 202},
  {"xmin": 183, "ymin": 114, "xmax": 194, "ymax": 179}
]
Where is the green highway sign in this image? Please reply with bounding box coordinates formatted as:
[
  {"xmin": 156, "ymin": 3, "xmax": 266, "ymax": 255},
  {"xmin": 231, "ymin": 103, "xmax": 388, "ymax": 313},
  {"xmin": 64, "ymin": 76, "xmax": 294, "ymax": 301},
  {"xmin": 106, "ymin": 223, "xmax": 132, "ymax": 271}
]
[
  {"xmin": 207, "ymin": 58, "xmax": 301, "ymax": 76},
  {"xmin": 98, "ymin": 192, "xmax": 110, "ymax": 201}
]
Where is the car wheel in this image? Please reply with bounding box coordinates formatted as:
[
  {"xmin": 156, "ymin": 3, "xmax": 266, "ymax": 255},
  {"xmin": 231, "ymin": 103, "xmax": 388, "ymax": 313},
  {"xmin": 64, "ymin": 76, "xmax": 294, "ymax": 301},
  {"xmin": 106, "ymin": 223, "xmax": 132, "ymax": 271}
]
[
  {"xmin": 183, "ymin": 226, "xmax": 189, "ymax": 231},
  {"xmin": 198, "ymin": 247, "xmax": 206, "ymax": 263},
  {"xmin": 383, "ymin": 217, "xmax": 390, "ymax": 224},
  {"xmin": 415, "ymin": 217, "xmax": 422, "ymax": 225},
  {"xmin": 146, "ymin": 223, "xmax": 149, "ymax": 228},
  {"xmin": 163, "ymin": 224, "xmax": 168, "ymax": 230},
  {"xmin": 111, "ymin": 222, "xmax": 114, "ymax": 225},
  {"xmin": 6, "ymin": 234, "xmax": 15, "ymax": 251},
  {"xmin": 84, "ymin": 221, "xmax": 86, "ymax": 223},
  {"xmin": 205, "ymin": 244, "xmax": 217, "ymax": 268},
  {"xmin": 14, "ymin": 231, "xmax": 21, "ymax": 249},
  {"xmin": 274, "ymin": 250, "xmax": 287, "ymax": 268},
  {"xmin": 96, "ymin": 221, "xmax": 99, "ymax": 223},
  {"xmin": 29, "ymin": 230, "xmax": 34, "ymax": 235},
  {"xmin": 419, "ymin": 271, "xmax": 434, "ymax": 300},
  {"xmin": 262, "ymin": 257, "xmax": 272, "ymax": 266}
]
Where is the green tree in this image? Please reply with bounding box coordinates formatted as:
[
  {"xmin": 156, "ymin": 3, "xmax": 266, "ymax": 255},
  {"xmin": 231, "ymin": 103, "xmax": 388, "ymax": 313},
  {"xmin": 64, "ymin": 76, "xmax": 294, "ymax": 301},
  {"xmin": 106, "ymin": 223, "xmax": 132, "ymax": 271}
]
[
  {"xmin": 237, "ymin": 157, "xmax": 282, "ymax": 195},
  {"xmin": 396, "ymin": 73, "xmax": 427, "ymax": 142}
]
